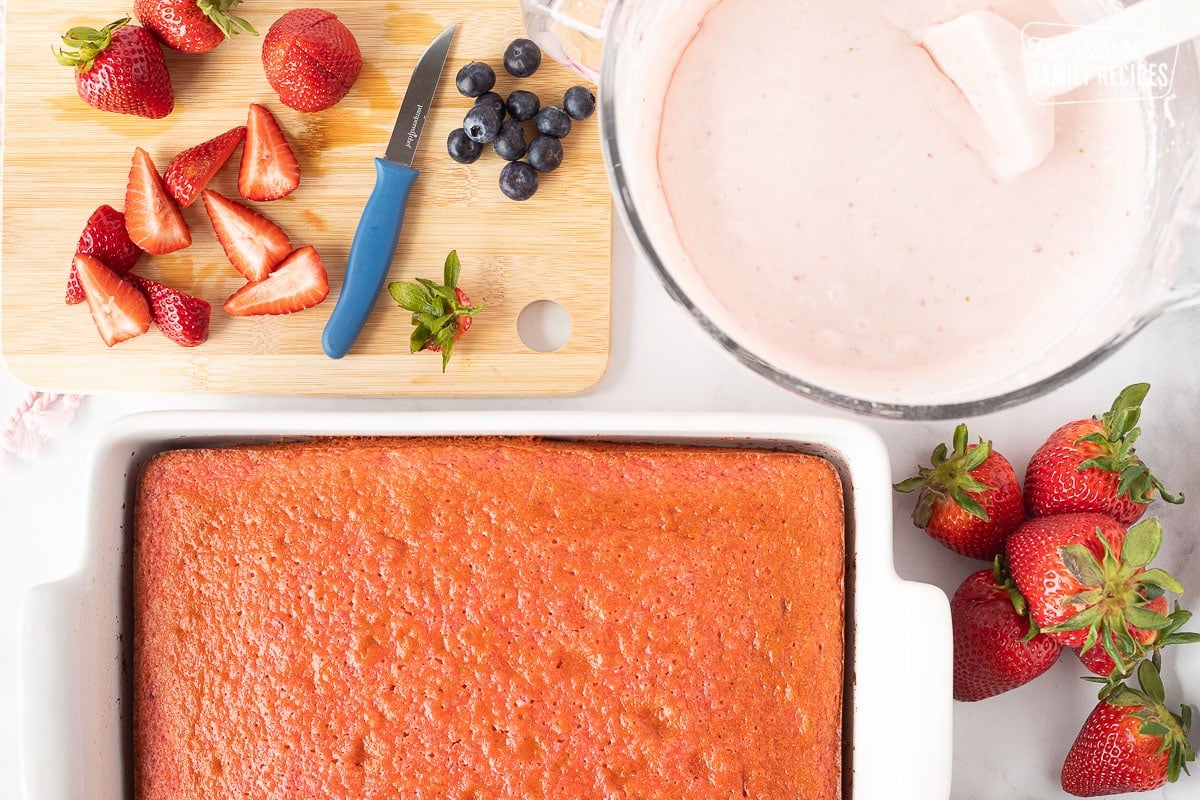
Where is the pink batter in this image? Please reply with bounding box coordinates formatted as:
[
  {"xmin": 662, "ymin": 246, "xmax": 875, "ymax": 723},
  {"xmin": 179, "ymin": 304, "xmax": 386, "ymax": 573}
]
[{"xmin": 655, "ymin": 0, "xmax": 1148, "ymax": 404}]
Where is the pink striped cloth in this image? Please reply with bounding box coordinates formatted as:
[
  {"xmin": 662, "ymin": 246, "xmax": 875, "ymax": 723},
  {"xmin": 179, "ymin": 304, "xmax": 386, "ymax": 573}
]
[{"xmin": 2, "ymin": 392, "xmax": 84, "ymax": 462}]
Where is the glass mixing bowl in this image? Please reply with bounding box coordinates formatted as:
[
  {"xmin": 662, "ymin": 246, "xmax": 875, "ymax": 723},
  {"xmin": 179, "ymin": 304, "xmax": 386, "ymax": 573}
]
[{"xmin": 525, "ymin": 0, "xmax": 1200, "ymax": 419}]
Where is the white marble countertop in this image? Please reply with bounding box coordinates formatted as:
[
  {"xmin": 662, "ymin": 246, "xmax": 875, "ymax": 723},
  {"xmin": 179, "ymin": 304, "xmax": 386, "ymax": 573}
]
[{"xmin": 3, "ymin": 226, "xmax": 1200, "ymax": 800}]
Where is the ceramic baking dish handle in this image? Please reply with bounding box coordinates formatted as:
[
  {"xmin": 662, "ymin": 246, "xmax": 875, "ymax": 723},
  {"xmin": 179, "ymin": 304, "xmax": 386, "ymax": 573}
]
[
  {"xmin": 18, "ymin": 581, "xmax": 84, "ymax": 800},
  {"xmin": 853, "ymin": 578, "xmax": 954, "ymax": 800}
]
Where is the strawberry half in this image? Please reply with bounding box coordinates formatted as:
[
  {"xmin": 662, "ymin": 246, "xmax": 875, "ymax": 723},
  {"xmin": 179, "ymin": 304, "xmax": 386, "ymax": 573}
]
[
  {"xmin": 1025, "ymin": 383, "xmax": 1182, "ymax": 525},
  {"xmin": 894, "ymin": 423, "xmax": 1026, "ymax": 560},
  {"xmin": 125, "ymin": 147, "xmax": 192, "ymax": 255},
  {"xmin": 164, "ymin": 126, "xmax": 247, "ymax": 208},
  {"xmin": 134, "ymin": 0, "xmax": 255, "ymax": 54},
  {"xmin": 66, "ymin": 205, "xmax": 143, "ymax": 305},
  {"xmin": 73, "ymin": 253, "xmax": 152, "ymax": 346},
  {"xmin": 202, "ymin": 189, "xmax": 292, "ymax": 281},
  {"xmin": 238, "ymin": 104, "xmax": 300, "ymax": 202},
  {"xmin": 951, "ymin": 559, "xmax": 1063, "ymax": 702},
  {"xmin": 1061, "ymin": 661, "xmax": 1196, "ymax": 796},
  {"xmin": 1005, "ymin": 513, "xmax": 1186, "ymax": 673},
  {"xmin": 224, "ymin": 246, "xmax": 329, "ymax": 316},
  {"xmin": 387, "ymin": 250, "xmax": 485, "ymax": 371},
  {"xmin": 129, "ymin": 274, "xmax": 211, "ymax": 347},
  {"xmin": 55, "ymin": 17, "xmax": 174, "ymax": 119}
]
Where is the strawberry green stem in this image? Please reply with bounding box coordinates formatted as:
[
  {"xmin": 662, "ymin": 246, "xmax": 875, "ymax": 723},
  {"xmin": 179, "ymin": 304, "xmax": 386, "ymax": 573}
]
[
  {"xmin": 198, "ymin": 0, "xmax": 258, "ymax": 38},
  {"xmin": 1075, "ymin": 383, "xmax": 1183, "ymax": 506},
  {"xmin": 54, "ymin": 17, "xmax": 130, "ymax": 72}
]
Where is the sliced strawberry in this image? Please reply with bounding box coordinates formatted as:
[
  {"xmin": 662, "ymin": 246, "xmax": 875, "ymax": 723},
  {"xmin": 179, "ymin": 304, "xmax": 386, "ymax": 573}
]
[
  {"xmin": 125, "ymin": 147, "xmax": 192, "ymax": 255},
  {"xmin": 202, "ymin": 189, "xmax": 293, "ymax": 281},
  {"xmin": 164, "ymin": 126, "xmax": 247, "ymax": 208},
  {"xmin": 129, "ymin": 274, "xmax": 211, "ymax": 347},
  {"xmin": 238, "ymin": 104, "xmax": 300, "ymax": 202},
  {"xmin": 66, "ymin": 205, "xmax": 142, "ymax": 304},
  {"xmin": 73, "ymin": 253, "xmax": 151, "ymax": 346},
  {"xmin": 224, "ymin": 246, "xmax": 329, "ymax": 316}
]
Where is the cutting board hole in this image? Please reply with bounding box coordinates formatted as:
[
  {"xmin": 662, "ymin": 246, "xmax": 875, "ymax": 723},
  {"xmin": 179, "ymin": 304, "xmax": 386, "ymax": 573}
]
[{"xmin": 518, "ymin": 300, "xmax": 572, "ymax": 353}]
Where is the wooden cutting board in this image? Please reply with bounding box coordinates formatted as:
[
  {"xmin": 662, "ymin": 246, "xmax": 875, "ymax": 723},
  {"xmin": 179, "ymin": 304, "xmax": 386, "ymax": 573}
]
[{"xmin": 1, "ymin": 1, "xmax": 611, "ymax": 396}]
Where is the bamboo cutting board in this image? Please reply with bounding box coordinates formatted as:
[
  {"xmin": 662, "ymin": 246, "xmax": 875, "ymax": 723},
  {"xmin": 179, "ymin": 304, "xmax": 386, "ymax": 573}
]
[{"xmin": 1, "ymin": 1, "xmax": 611, "ymax": 395}]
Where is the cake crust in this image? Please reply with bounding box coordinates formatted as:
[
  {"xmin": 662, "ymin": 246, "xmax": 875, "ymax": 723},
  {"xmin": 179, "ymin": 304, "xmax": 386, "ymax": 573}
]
[{"xmin": 133, "ymin": 437, "xmax": 845, "ymax": 800}]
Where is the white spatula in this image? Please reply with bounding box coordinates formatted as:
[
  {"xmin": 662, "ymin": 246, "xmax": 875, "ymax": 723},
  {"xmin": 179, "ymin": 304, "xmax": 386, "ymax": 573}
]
[{"xmin": 922, "ymin": 0, "xmax": 1200, "ymax": 179}]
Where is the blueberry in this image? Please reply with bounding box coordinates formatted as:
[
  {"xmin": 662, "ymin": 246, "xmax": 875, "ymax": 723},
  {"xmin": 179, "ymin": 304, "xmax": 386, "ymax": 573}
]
[
  {"xmin": 527, "ymin": 135, "xmax": 563, "ymax": 172},
  {"xmin": 535, "ymin": 105, "xmax": 572, "ymax": 138},
  {"xmin": 493, "ymin": 120, "xmax": 527, "ymax": 161},
  {"xmin": 474, "ymin": 91, "xmax": 506, "ymax": 122},
  {"xmin": 447, "ymin": 128, "xmax": 483, "ymax": 164},
  {"xmin": 505, "ymin": 90, "xmax": 540, "ymax": 122},
  {"xmin": 499, "ymin": 161, "xmax": 539, "ymax": 201},
  {"xmin": 455, "ymin": 61, "xmax": 496, "ymax": 97},
  {"xmin": 503, "ymin": 38, "xmax": 542, "ymax": 78},
  {"xmin": 563, "ymin": 85, "xmax": 596, "ymax": 120},
  {"xmin": 463, "ymin": 103, "xmax": 502, "ymax": 144}
]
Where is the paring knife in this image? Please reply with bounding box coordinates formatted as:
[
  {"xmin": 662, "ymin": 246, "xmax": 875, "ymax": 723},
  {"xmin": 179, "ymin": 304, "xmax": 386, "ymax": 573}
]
[{"xmin": 322, "ymin": 25, "xmax": 457, "ymax": 359}]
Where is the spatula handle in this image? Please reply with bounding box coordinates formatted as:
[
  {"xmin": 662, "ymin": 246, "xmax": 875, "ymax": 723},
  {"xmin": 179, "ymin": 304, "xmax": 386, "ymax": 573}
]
[
  {"xmin": 322, "ymin": 158, "xmax": 419, "ymax": 360},
  {"xmin": 1035, "ymin": 0, "xmax": 1200, "ymax": 98}
]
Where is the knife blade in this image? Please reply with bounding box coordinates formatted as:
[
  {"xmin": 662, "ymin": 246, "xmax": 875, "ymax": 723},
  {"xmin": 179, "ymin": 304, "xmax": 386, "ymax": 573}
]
[{"xmin": 322, "ymin": 25, "xmax": 456, "ymax": 360}]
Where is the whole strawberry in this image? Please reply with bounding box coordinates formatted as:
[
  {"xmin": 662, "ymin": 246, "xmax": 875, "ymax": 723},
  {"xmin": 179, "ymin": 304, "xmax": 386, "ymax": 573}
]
[
  {"xmin": 388, "ymin": 250, "xmax": 484, "ymax": 372},
  {"xmin": 951, "ymin": 559, "xmax": 1063, "ymax": 702},
  {"xmin": 1025, "ymin": 383, "xmax": 1182, "ymax": 525},
  {"xmin": 1062, "ymin": 660, "xmax": 1195, "ymax": 796},
  {"xmin": 55, "ymin": 18, "xmax": 174, "ymax": 119},
  {"xmin": 262, "ymin": 9, "xmax": 362, "ymax": 112},
  {"xmin": 134, "ymin": 0, "xmax": 256, "ymax": 54},
  {"xmin": 894, "ymin": 424, "xmax": 1025, "ymax": 560},
  {"xmin": 1005, "ymin": 513, "xmax": 1185, "ymax": 674}
]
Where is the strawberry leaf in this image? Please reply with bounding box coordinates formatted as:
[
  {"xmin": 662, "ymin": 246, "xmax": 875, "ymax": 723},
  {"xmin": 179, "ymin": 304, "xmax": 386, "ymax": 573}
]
[
  {"xmin": 1138, "ymin": 660, "xmax": 1166, "ymax": 704},
  {"xmin": 1121, "ymin": 518, "xmax": 1163, "ymax": 568},
  {"xmin": 1164, "ymin": 632, "xmax": 1200, "ymax": 646},
  {"xmin": 1116, "ymin": 464, "xmax": 1150, "ymax": 500},
  {"xmin": 389, "ymin": 281, "xmax": 434, "ymax": 314},
  {"xmin": 1139, "ymin": 568, "xmax": 1185, "ymax": 596},
  {"xmin": 1050, "ymin": 603, "xmax": 1104, "ymax": 632},
  {"xmin": 1141, "ymin": 721, "xmax": 1171, "ymax": 737},
  {"xmin": 892, "ymin": 476, "xmax": 927, "ymax": 493},
  {"xmin": 930, "ymin": 443, "xmax": 949, "ymax": 467},
  {"xmin": 962, "ymin": 440, "xmax": 991, "ymax": 471},
  {"xmin": 1108, "ymin": 685, "xmax": 1146, "ymax": 707},
  {"xmin": 444, "ymin": 249, "xmax": 461, "ymax": 289},
  {"xmin": 1058, "ymin": 543, "xmax": 1105, "ymax": 587},
  {"xmin": 410, "ymin": 323, "xmax": 432, "ymax": 353},
  {"xmin": 1125, "ymin": 606, "xmax": 1173, "ymax": 630},
  {"xmin": 197, "ymin": 0, "xmax": 258, "ymax": 38},
  {"xmin": 950, "ymin": 487, "xmax": 989, "ymax": 522}
]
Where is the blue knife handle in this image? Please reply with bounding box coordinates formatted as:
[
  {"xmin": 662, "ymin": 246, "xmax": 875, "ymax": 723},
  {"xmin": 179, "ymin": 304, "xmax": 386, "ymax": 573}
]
[{"xmin": 322, "ymin": 158, "xmax": 419, "ymax": 359}]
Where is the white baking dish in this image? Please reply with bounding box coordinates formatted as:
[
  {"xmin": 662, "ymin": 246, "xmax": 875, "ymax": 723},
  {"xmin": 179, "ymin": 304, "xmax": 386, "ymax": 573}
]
[{"xmin": 18, "ymin": 411, "xmax": 952, "ymax": 800}]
